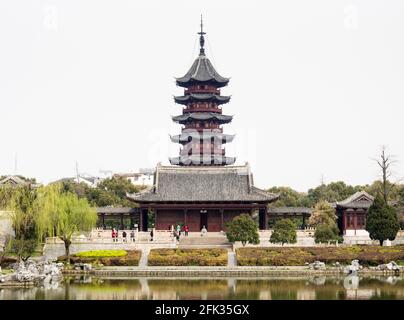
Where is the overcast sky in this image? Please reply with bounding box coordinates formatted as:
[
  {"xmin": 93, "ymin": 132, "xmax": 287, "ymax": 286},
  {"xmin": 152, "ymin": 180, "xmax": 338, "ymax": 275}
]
[{"xmin": 0, "ymin": 0, "xmax": 403, "ymax": 191}]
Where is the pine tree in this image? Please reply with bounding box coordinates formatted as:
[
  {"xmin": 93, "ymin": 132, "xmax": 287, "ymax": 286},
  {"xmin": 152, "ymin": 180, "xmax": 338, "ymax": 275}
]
[{"xmin": 366, "ymin": 194, "xmax": 399, "ymax": 246}]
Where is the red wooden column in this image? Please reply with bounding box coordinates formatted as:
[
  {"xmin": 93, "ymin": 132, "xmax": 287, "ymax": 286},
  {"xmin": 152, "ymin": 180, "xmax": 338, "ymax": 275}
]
[
  {"xmin": 264, "ymin": 207, "xmax": 268, "ymax": 230},
  {"xmin": 220, "ymin": 209, "xmax": 224, "ymax": 231},
  {"xmin": 343, "ymin": 210, "xmax": 347, "ymax": 235},
  {"xmin": 184, "ymin": 209, "xmax": 188, "ymax": 226},
  {"xmin": 354, "ymin": 210, "xmax": 357, "ymax": 235}
]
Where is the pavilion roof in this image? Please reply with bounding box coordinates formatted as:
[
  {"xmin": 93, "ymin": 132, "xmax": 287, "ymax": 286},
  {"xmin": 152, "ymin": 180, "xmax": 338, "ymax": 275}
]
[
  {"xmin": 335, "ymin": 191, "xmax": 374, "ymax": 209},
  {"xmin": 127, "ymin": 164, "xmax": 278, "ymax": 203},
  {"xmin": 268, "ymin": 207, "xmax": 312, "ymax": 215}
]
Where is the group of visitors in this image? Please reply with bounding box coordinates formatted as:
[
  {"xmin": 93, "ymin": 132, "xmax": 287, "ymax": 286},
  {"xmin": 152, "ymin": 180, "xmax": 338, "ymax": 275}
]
[
  {"xmin": 111, "ymin": 228, "xmax": 137, "ymax": 243},
  {"xmin": 171, "ymin": 224, "xmax": 192, "ymax": 241}
]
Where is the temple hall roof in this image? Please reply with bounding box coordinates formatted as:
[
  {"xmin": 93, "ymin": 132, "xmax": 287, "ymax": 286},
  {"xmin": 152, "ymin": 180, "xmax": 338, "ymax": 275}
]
[{"xmin": 127, "ymin": 164, "xmax": 278, "ymax": 203}]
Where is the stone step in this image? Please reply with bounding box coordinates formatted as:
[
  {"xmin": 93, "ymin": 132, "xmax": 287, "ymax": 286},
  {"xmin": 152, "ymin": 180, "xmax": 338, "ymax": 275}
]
[
  {"xmin": 178, "ymin": 244, "xmax": 233, "ymax": 249},
  {"xmin": 228, "ymin": 251, "xmax": 237, "ymax": 267},
  {"xmin": 179, "ymin": 236, "xmax": 230, "ymax": 246}
]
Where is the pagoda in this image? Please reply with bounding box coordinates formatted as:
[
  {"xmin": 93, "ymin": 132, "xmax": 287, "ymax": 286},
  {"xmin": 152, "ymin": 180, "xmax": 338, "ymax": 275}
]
[
  {"xmin": 169, "ymin": 18, "xmax": 235, "ymax": 166},
  {"xmin": 126, "ymin": 19, "xmax": 279, "ymax": 232}
]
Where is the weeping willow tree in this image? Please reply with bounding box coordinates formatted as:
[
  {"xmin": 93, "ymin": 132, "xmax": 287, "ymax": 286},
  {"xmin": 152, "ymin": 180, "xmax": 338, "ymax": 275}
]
[
  {"xmin": 36, "ymin": 184, "xmax": 97, "ymax": 262},
  {"xmin": 7, "ymin": 186, "xmax": 39, "ymax": 261}
]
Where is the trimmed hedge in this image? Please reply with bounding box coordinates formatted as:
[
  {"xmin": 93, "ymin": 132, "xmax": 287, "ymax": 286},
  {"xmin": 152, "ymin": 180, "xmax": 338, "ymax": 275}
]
[
  {"xmin": 148, "ymin": 249, "xmax": 228, "ymax": 266},
  {"xmin": 75, "ymin": 250, "xmax": 127, "ymax": 258},
  {"xmin": 59, "ymin": 250, "xmax": 141, "ymax": 266},
  {"xmin": 236, "ymin": 246, "xmax": 404, "ymax": 266}
]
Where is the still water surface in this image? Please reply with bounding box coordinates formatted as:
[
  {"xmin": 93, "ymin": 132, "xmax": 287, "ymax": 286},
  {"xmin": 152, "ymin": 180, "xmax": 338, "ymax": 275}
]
[{"xmin": 1, "ymin": 275, "xmax": 404, "ymax": 300}]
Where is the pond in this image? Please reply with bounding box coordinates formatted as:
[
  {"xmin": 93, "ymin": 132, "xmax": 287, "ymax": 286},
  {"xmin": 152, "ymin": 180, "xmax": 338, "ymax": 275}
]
[{"xmin": 1, "ymin": 275, "xmax": 404, "ymax": 300}]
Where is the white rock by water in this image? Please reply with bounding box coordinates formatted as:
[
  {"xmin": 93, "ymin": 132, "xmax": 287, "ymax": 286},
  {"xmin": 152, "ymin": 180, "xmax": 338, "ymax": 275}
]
[
  {"xmin": 308, "ymin": 261, "xmax": 326, "ymax": 270},
  {"xmin": 344, "ymin": 260, "xmax": 361, "ymax": 274},
  {"xmin": 377, "ymin": 261, "xmax": 400, "ymax": 271}
]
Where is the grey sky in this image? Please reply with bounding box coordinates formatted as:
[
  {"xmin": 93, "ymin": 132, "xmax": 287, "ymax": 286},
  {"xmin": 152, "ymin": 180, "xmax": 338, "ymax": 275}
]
[{"xmin": 0, "ymin": 0, "xmax": 403, "ymax": 191}]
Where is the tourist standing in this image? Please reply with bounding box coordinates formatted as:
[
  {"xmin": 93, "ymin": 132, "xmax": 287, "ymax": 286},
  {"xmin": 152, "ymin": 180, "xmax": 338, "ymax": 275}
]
[
  {"xmin": 176, "ymin": 224, "xmax": 181, "ymax": 237},
  {"xmin": 201, "ymin": 225, "xmax": 207, "ymax": 237},
  {"xmin": 150, "ymin": 229, "xmax": 154, "ymax": 242},
  {"xmin": 122, "ymin": 231, "xmax": 127, "ymax": 243},
  {"xmin": 184, "ymin": 225, "xmax": 189, "ymax": 236},
  {"xmin": 130, "ymin": 229, "xmax": 135, "ymax": 242},
  {"xmin": 112, "ymin": 228, "xmax": 116, "ymax": 242}
]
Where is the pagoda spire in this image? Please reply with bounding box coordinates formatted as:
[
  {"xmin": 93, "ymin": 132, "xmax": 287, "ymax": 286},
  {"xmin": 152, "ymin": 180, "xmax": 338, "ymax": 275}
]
[{"xmin": 198, "ymin": 15, "xmax": 206, "ymax": 55}]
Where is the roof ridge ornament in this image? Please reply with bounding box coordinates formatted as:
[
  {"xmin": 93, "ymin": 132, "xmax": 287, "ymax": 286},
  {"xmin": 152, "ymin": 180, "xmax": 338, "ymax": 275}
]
[{"xmin": 198, "ymin": 14, "xmax": 206, "ymax": 55}]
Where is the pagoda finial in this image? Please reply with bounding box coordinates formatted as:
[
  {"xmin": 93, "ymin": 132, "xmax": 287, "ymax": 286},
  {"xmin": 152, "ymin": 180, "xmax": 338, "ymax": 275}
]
[{"xmin": 198, "ymin": 14, "xmax": 206, "ymax": 55}]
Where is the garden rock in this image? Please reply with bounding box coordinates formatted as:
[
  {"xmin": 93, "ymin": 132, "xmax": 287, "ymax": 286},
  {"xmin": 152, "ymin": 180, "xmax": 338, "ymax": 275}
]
[
  {"xmin": 377, "ymin": 261, "xmax": 400, "ymax": 272},
  {"xmin": 308, "ymin": 261, "xmax": 326, "ymax": 270},
  {"xmin": 4, "ymin": 259, "xmax": 63, "ymax": 285},
  {"xmin": 344, "ymin": 260, "xmax": 361, "ymax": 274},
  {"xmin": 74, "ymin": 263, "xmax": 92, "ymax": 271}
]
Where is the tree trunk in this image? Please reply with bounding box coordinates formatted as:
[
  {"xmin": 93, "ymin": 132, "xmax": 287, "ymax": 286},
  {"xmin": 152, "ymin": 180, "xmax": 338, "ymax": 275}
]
[{"xmin": 64, "ymin": 239, "xmax": 72, "ymax": 264}]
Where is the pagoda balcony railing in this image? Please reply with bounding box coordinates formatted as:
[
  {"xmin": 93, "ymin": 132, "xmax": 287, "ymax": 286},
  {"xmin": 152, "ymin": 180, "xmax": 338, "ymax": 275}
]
[
  {"xmin": 185, "ymin": 88, "xmax": 220, "ymax": 95},
  {"xmin": 183, "ymin": 126, "xmax": 223, "ymax": 132},
  {"xmin": 183, "ymin": 107, "xmax": 222, "ymax": 113},
  {"xmin": 180, "ymin": 148, "xmax": 225, "ymax": 156}
]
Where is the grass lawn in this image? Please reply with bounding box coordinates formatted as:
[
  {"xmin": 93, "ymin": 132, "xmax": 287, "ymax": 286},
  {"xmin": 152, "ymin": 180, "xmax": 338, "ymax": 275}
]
[
  {"xmin": 236, "ymin": 246, "xmax": 404, "ymax": 266},
  {"xmin": 148, "ymin": 248, "xmax": 228, "ymax": 266}
]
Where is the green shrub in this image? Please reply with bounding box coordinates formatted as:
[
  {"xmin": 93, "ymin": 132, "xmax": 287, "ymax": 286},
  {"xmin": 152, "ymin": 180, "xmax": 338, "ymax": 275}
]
[
  {"xmin": 314, "ymin": 224, "xmax": 342, "ymax": 244},
  {"xmin": 75, "ymin": 250, "xmax": 127, "ymax": 258},
  {"xmin": 236, "ymin": 246, "xmax": 404, "ymax": 266},
  {"xmin": 270, "ymin": 219, "xmax": 297, "ymax": 245},
  {"xmin": 58, "ymin": 250, "xmax": 140, "ymax": 266},
  {"xmin": 226, "ymin": 214, "xmax": 259, "ymax": 246},
  {"xmin": 148, "ymin": 249, "xmax": 227, "ymax": 266}
]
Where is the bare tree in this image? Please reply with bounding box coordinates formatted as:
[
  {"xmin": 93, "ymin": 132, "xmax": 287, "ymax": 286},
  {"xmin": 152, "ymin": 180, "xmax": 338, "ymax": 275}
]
[{"xmin": 374, "ymin": 146, "xmax": 397, "ymax": 204}]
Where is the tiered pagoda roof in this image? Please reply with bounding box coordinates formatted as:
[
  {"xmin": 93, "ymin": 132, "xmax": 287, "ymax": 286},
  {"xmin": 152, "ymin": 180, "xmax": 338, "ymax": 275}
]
[
  {"xmin": 172, "ymin": 112, "xmax": 233, "ymax": 124},
  {"xmin": 174, "ymin": 93, "xmax": 231, "ymax": 105},
  {"xmin": 175, "ymin": 55, "xmax": 230, "ymax": 88},
  {"xmin": 170, "ymin": 131, "xmax": 234, "ymax": 143}
]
